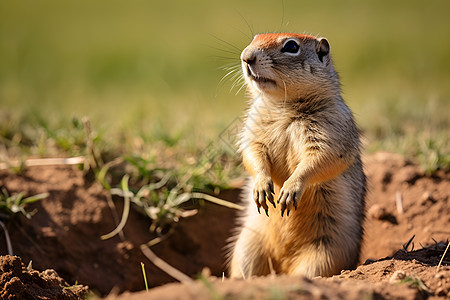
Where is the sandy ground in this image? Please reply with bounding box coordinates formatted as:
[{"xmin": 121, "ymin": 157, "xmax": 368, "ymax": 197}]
[{"xmin": 0, "ymin": 152, "xmax": 448, "ymax": 299}]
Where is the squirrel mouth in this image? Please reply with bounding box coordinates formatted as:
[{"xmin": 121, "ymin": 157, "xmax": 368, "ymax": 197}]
[
  {"xmin": 250, "ymin": 74, "xmax": 276, "ymax": 84},
  {"xmin": 246, "ymin": 66, "xmax": 276, "ymax": 85}
]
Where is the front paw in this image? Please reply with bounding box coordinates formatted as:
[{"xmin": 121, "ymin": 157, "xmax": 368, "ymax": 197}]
[
  {"xmin": 278, "ymin": 180, "xmax": 304, "ymax": 217},
  {"xmin": 253, "ymin": 175, "xmax": 275, "ymax": 216}
]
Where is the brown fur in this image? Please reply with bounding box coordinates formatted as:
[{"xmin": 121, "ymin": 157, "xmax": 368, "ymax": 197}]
[{"xmin": 228, "ymin": 33, "xmax": 367, "ymax": 278}]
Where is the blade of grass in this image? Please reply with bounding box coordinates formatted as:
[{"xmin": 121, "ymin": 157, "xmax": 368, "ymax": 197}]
[
  {"xmin": 22, "ymin": 193, "xmax": 50, "ymax": 204},
  {"xmin": 0, "ymin": 220, "xmax": 13, "ymax": 256},
  {"xmin": 191, "ymin": 192, "xmax": 244, "ymax": 210},
  {"xmin": 437, "ymin": 242, "xmax": 449, "ymax": 272},
  {"xmin": 140, "ymin": 244, "xmax": 193, "ymax": 284},
  {"xmin": 96, "ymin": 158, "xmax": 126, "ymax": 240},
  {"xmin": 101, "ymin": 174, "xmax": 131, "ymax": 240},
  {"xmin": 141, "ymin": 262, "xmax": 149, "ymax": 292}
]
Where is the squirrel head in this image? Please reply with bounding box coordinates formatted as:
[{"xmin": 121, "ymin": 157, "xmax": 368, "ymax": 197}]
[{"xmin": 241, "ymin": 33, "xmax": 340, "ymax": 102}]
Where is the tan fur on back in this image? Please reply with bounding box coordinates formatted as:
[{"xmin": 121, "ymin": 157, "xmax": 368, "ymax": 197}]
[{"xmin": 228, "ymin": 33, "xmax": 367, "ymax": 278}]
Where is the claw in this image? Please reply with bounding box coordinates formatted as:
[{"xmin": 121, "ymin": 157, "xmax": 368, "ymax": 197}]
[
  {"xmin": 257, "ymin": 206, "xmax": 261, "ymax": 214},
  {"xmin": 265, "ymin": 209, "xmax": 269, "ymax": 217},
  {"xmin": 260, "ymin": 192, "xmax": 268, "ymax": 212},
  {"xmin": 269, "ymin": 182, "xmax": 274, "ymax": 194},
  {"xmin": 281, "ymin": 208, "xmax": 285, "ymax": 217},
  {"xmin": 277, "ymin": 191, "xmax": 284, "ymax": 204},
  {"xmin": 287, "ymin": 209, "xmax": 290, "ymax": 217},
  {"xmin": 267, "ymin": 191, "xmax": 275, "ymax": 208}
]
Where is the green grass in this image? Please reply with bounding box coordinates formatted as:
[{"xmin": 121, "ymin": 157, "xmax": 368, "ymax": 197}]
[
  {"xmin": 0, "ymin": 0, "xmax": 449, "ymax": 213},
  {"xmin": 141, "ymin": 262, "xmax": 149, "ymax": 293},
  {"xmin": 398, "ymin": 276, "xmax": 431, "ymax": 295},
  {"xmin": 0, "ymin": 188, "xmax": 48, "ymax": 220}
]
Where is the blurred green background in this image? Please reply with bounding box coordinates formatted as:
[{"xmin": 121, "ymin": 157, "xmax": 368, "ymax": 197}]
[{"xmin": 1, "ymin": 0, "xmax": 449, "ymax": 172}]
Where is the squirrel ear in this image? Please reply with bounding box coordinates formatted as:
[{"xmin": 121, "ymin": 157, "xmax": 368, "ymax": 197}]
[{"xmin": 316, "ymin": 38, "xmax": 330, "ymax": 63}]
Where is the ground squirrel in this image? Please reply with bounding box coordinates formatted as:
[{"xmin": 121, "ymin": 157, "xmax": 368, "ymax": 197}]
[{"xmin": 228, "ymin": 33, "xmax": 367, "ymax": 278}]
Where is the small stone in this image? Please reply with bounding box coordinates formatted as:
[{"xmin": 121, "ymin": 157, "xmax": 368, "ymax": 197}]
[
  {"xmin": 201, "ymin": 267, "xmax": 211, "ymax": 277},
  {"xmin": 436, "ymin": 287, "xmax": 446, "ymax": 297},
  {"xmin": 389, "ymin": 270, "xmax": 406, "ymax": 283},
  {"xmin": 420, "ymin": 191, "xmax": 436, "ymax": 205},
  {"xmin": 42, "ymin": 269, "xmax": 59, "ymax": 277},
  {"xmin": 368, "ymin": 204, "xmax": 388, "ymax": 220}
]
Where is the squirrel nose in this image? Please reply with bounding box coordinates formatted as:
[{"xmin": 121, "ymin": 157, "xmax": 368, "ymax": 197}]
[{"xmin": 241, "ymin": 48, "xmax": 257, "ymax": 65}]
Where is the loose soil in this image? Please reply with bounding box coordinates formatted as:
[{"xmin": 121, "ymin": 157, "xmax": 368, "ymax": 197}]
[
  {"xmin": 0, "ymin": 255, "xmax": 88, "ymax": 299},
  {"xmin": 0, "ymin": 152, "xmax": 448, "ymax": 299}
]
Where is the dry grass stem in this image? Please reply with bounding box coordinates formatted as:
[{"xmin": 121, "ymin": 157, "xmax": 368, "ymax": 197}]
[
  {"xmin": 395, "ymin": 191, "xmax": 404, "ymax": 214},
  {"xmin": 437, "ymin": 241, "xmax": 449, "ymax": 272},
  {"xmin": 191, "ymin": 192, "xmax": 244, "ymax": 210},
  {"xmin": 0, "ymin": 157, "xmax": 85, "ymax": 170},
  {"xmin": 0, "ymin": 220, "xmax": 13, "ymax": 255},
  {"xmin": 140, "ymin": 244, "xmax": 193, "ymax": 284},
  {"xmin": 101, "ymin": 175, "xmax": 131, "ymax": 240}
]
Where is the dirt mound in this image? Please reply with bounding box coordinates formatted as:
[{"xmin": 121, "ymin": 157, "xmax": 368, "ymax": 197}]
[
  {"xmin": 0, "ymin": 152, "xmax": 448, "ymax": 298},
  {"xmin": 0, "ymin": 166, "xmax": 237, "ymax": 296},
  {"xmin": 109, "ymin": 243, "xmax": 450, "ymax": 300},
  {"xmin": 0, "ymin": 255, "xmax": 88, "ymax": 299},
  {"xmin": 107, "ymin": 274, "xmax": 422, "ymax": 300},
  {"xmin": 336, "ymin": 242, "xmax": 450, "ymax": 298},
  {"xmin": 362, "ymin": 152, "xmax": 449, "ymax": 261}
]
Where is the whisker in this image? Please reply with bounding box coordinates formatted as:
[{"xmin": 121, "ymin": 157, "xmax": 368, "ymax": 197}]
[
  {"xmin": 222, "ymin": 70, "xmax": 237, "ymax": 81},
  {"xmin": 208, "ymin": 33, "xmax": 242, "ymax": 53},
  {"xmin": 235, "ymin": 9, "xmax": 254, "ymax": 38},
  {"xmin": 227, "ymin": 68, "xmax": 246, "ymax": 94},
  {"xmin": 222, "ymin": 62, "xmax": 241, "ymax": 69},
  {"xmin": 231, "ymin": 73, "xmax": 244, "ymax": 87},
  {"xmin": 225, "ymin": 67, "xmax": 242, "ymax": 75},
  {"xmin": 216, "ymin": 62, "xmax": 243, "ymax": 94},
  {"xmin": 230, "ymin": 74, "xmax": 243, "ymax": 87},
  {"xmin": 208, "ymin": 45, "xmax": 241, "ymax": 56},
  {"xmin": 235, "ymin": 80, "xmax": 247, "ymax": 95},
  {"xmin": 219, "ymin": 69, "xmax": 239, "ymax": 85},
  {"xmin": 221, "ymin": 63, "xmax": 241, "ymax": 71},
  {"xmin": 229, "ymin": 25, "xmax": 252, "ymax": 41},
  {"xmin": 232, "ymin": 71, "xmax": 243, "ymax": 85},
  {"xmin": 207, "ymin": 55, "xmax": 240, "ymax": 61}
]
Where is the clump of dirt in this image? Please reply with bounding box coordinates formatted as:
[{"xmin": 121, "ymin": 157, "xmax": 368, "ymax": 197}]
[{"xmin": 0, "ymin": 255, "xmax": 88, "ymax": 299}]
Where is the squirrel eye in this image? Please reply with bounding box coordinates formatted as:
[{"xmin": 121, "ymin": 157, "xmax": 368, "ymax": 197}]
[{"xmin": 281, "ymin": 40, "xmax": 300, "ymax": 54}]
